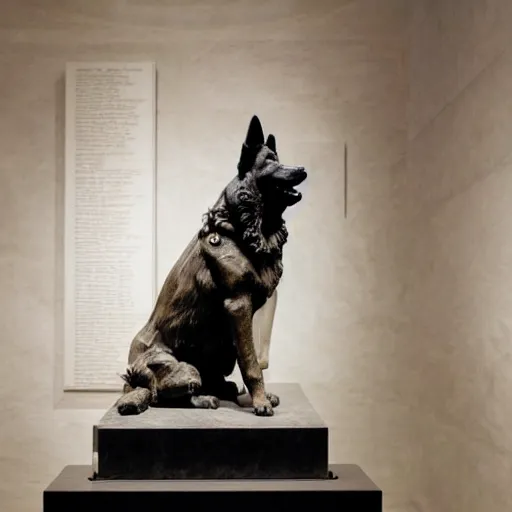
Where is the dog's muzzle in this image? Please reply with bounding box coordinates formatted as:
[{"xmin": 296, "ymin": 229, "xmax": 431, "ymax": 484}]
[{"xmin": 274, "ymin": 166, "xmax": 307, "ymax": 203}]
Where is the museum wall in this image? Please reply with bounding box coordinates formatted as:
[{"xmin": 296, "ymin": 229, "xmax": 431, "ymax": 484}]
[
  {"xmin": 1, "ymin": 1, "xmax": 409, "ymax": 511},
  {"xmin": 400, "ymin": 1, "xmax": 512, "ymax": 511}
]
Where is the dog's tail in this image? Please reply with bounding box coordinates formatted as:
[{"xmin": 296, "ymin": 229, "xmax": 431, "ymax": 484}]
[{"xmin": 115, "ymin": 366, "xmax": 154, "ymax": 416}]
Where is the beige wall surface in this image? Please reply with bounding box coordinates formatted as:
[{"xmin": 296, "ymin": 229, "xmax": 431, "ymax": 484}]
[
  {"xmin": 401, "ymin": 1, "xmax": 512, "ymax": 511},
  {"xmin": 2, "ymin": 1, "xmax": 511, "ymax": 512}
]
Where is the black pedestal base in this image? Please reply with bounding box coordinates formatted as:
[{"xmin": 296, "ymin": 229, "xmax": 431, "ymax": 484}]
[
  {"xmin": 43, "ymin": 464, "xmax": 382, "ymax": 511},
  {"xmin": 94, "ymin": 383, "xmax": 328, "ymax": 480}
]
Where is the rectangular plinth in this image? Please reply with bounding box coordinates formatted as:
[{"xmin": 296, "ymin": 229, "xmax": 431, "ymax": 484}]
[
  {"xmin": 94, "ymin": 383, "xmax": 328, "ymax": 480},
  {"xmin": 44, "ymin": 464, "xmax": 382, "ymax": 511}
]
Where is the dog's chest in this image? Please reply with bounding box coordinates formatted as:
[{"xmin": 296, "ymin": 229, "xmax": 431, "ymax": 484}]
[
  {"xmin": 200, "ymin": 231, "xmax": 282, "ymax": 304},
  {"xmin": 249, "ymin": 260, "xmax": 281, "ymax": 312}
]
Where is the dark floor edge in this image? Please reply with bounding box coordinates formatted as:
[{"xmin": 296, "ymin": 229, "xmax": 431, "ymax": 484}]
[{"xmin": 89, "ymin": 469, "xmax": 339, "ymax": 482}]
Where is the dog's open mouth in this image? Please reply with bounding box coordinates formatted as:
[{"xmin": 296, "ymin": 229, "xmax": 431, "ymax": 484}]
[
  {"xmin": 264, "ymin": 166, "xmax": 307, "ymax": 205},
  {"xmin": 277, "ymin": 185, "xmax": 302, "ymax": 199},
  {"xmin": 276, "ymin": 169, "xmax": 307, "ymax": 201}
]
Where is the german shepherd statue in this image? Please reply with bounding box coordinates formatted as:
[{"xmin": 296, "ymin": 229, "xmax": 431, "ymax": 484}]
[{"xmin": 115, "ymin": 115, "xmax": 307, "ymax": 417}]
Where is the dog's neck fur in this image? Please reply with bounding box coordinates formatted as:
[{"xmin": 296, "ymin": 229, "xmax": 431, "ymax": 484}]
[{"xmin": 198, "ymin": 178, "xmax": 288, "ymax": 290}]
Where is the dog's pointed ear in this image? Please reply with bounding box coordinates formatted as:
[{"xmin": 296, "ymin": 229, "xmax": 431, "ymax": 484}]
[
  {"xmin": 238, "ymin": 115, "xmax": 265, "ymax": 178},
  {"xmin": 245, "ymin": 115, "xmax": 265, "ymax": 148},
  {"xmin": 265, "ymin": 134, "xmax": 277, "ymax": 154}
]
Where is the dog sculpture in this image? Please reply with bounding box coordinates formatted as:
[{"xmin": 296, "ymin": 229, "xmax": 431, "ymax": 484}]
[{"xmin": 116, "ymin": 115, "xmax": 307, "ymax": 417}]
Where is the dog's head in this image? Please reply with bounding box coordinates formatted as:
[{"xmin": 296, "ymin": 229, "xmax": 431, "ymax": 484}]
[
  {"xmin": 236, "ymin": 115, "xmax": 307, "ymax": 210},
  {"xmin": 201, "ymin": 115, "xmax": 307, "ymax": 260}
]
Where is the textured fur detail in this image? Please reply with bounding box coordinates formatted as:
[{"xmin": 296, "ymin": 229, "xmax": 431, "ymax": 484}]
[
  {"xmin": 120, "ymin": 365, "xmax": 152, "ymax": 391},
  {"xmin": 199, "ymin": 186, "xmax": 289, "ymax": 263}
]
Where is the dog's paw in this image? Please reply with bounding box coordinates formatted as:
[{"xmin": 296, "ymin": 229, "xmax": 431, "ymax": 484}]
[
  {"xmin": 117, "ymin": 401, "xmax": 148, "ymax": 416},
  {"xmin": 253, "ymin": 398, "xmax": 274, "ymax": 417},
  {"xmin": 191, "ymin": 395, "xmax": 220, "ymax": 409},
  {"xmin": 116, "ymin": 388, "xmax": 151, "ymax": 416},
  {"xmin": 266, "ymin": 392, "xmax": 280, "ymax": 408}
]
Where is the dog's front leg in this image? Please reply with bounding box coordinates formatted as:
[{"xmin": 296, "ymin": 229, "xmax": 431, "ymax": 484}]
[
  {"xmin": 224, "ymin": 295, "xmax": 273, "ymax": 416},
  {"xmin": 254, "ymin": 289, "xmax": 278, "ymax": 370}
]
